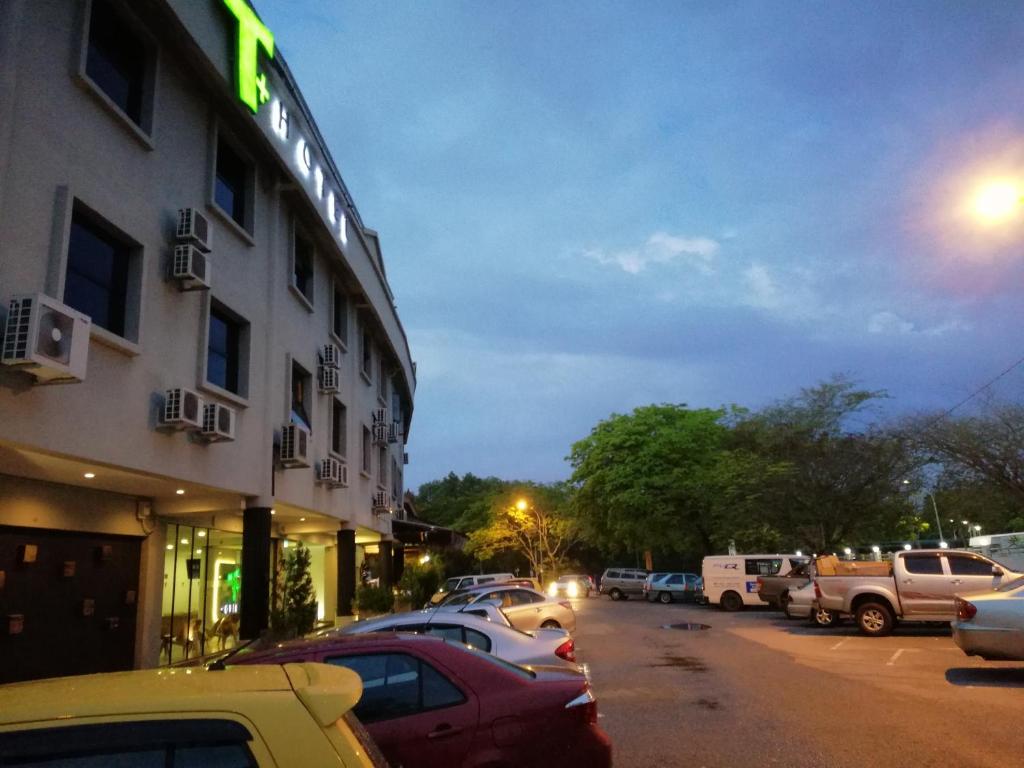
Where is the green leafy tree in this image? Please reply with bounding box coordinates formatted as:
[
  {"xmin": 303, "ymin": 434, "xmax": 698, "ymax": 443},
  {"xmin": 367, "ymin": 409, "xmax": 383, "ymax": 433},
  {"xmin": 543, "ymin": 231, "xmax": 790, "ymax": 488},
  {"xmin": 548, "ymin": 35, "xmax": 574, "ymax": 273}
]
[
  {"xmin": 734, "ymin": 376, "xmax": 920, "ymax": 551},
  {"xmin": 568, "ymin": 404, "xmax": 754, "ymax": 559},
  {"xmin": 271, "ymin": 542, "xmax": 317, "ymax": 638},
  {"xmin": 415, "ymin": 472, "xmax": 508, "ymax": 532},
  {"xmin": 466, "ymin": 483, "xmax": 580, "ymax": 581}
]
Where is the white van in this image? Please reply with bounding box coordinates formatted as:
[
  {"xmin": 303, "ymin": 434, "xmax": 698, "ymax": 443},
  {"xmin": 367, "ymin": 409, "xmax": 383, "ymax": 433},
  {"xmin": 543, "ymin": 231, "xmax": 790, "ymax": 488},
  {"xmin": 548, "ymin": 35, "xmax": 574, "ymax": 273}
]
[
  {"xmin": 428, "ymin": 573, "xmax": 514, "ymax": 605},
  {"xmin": 702, "ymin": 554, "xmax": 807, "ymax": 611}
]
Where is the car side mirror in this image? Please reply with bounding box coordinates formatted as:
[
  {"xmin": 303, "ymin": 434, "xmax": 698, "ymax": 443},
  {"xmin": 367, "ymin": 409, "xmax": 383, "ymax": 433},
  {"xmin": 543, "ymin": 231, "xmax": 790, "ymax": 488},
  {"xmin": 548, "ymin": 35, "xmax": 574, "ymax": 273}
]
[{"xmin": 993, "ymin": 567, "xmax": 1004, "ymax": 577}]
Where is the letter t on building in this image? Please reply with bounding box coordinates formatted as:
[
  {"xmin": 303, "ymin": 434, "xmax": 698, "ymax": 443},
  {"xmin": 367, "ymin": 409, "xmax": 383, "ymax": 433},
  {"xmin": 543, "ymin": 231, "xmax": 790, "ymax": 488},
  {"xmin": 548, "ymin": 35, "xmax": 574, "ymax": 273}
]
[{"xmin": 222, "ymin": 0, "xmax": 275, "ymax": 113}]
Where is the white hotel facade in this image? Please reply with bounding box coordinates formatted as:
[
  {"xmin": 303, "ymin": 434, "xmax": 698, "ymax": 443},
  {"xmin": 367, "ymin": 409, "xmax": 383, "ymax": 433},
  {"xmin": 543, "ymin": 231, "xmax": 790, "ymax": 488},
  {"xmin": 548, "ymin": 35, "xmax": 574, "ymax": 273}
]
[{"xmin": 0, "ymin": 0, "xmax": 415, "ymax": 681}]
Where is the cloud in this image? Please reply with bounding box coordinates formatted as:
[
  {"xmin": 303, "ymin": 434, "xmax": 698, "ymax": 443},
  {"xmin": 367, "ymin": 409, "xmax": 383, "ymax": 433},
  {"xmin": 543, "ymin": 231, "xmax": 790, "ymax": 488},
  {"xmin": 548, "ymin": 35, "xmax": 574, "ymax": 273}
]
[
  {"xmin": 867, "ymin": 311, "xmax": 968, "ymax": 336},
  {"xmin": 742, "ymin": 263, "xmax": 781, "ymax": 309},
  {"xmin": 583, "ymin": 231, "xmax": 721, "ymax": 275}
]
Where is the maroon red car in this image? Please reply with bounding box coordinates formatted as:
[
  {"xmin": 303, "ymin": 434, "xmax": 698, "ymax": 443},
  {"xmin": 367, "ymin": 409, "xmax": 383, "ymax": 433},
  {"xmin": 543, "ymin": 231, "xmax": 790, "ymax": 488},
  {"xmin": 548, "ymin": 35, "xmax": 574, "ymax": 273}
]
[{"xmin": 231, "ymin": 632, "xmax": 611, "ymax": 768}]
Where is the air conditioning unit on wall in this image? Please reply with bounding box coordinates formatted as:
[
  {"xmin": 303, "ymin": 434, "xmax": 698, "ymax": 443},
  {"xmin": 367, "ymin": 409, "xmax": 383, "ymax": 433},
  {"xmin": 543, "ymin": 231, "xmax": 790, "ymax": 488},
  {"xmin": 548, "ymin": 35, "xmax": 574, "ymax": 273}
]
[
  {"xmin": 1, "ymin": 294, "xmax": 90, "ymax": 383},
  {"xmin": 372, "ymin": 422, "xmax": 389, "ymax": 446},
  {"xmin": 317, "ymin": 457, "xmax": 348, "ymax": 487},
  {"xmin": 280, "ymin": 423, "xmax": 311, "ymax": 468},
  {"xmin": 160, "ymin": 387, "xmax": 203, "ymax": 430},
  {"xmin": 171, "ymin": 244, "xmax": 210, "ymax": 291},
  {"xmin": 176, "ymin": 208, "xmax": 212, "ymax": 252},
  {"xmin": 321, "ymin": 342, "xmax": 341, "ymax": 368},
  {"xmin": 372, "ymin": 490, "xmax": 390, "ymax": 514},
  {"xmin": 200, "ymin": 402, "xmax": 236, "ymax": 442},
  {"xmin": 318, "ymin": 365, "xmax": 339, "ymax": 393}
]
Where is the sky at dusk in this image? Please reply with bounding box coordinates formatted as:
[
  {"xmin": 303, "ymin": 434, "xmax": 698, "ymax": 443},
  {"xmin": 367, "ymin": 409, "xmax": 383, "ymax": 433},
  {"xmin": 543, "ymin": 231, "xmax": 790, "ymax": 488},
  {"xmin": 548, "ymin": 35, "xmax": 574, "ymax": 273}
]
[{"xmin": 257, "ymin": 0, "xmax": 1024, "ymax": 489}]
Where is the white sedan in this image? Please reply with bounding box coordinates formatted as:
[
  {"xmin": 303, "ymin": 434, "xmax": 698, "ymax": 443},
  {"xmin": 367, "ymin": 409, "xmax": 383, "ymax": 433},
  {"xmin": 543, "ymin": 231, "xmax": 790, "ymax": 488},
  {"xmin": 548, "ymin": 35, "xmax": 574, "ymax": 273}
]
[
  {"xmin": 953, "ymin": 575, "xmax": 1024, "ymax": 661},
  {"xmin": 326, "ymin": 610, "xmax": 580, "ymax": 668}
]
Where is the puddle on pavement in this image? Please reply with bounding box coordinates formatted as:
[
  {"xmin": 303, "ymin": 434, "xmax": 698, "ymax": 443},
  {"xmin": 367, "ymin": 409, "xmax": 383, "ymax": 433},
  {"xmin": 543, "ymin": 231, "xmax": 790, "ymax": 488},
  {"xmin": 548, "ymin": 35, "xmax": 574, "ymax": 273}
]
[
  {"xmin": 662, "ymin": 622, "xmax": 711, "ymax": 631},
  {"xmin": 650, "ymin": 655, "xmax": 708, "ymax": 672}
]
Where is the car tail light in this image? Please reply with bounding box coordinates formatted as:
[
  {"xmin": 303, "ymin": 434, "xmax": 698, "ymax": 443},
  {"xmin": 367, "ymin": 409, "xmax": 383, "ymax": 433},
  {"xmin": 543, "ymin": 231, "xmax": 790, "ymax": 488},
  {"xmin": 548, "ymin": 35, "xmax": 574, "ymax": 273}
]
[
  {"xmin": 559, "ymin": 600, "xmax": 572, "ymax": 610},
  {"xmin": 756, "ymin": 576, "xmax": 763, "ymax": 589},
  {"xmin": 813, "ymin": 579, "xmax": 822, "ymax": 600},
  {"xmin": 565, "ymin": 687, "xmax": 597, "ymax": 724},
  {"xmin": 956, "ymin": 598, "xmax": 977, "ymax": 621},
  {"xmin": 555, "ymin": 638, "xmax": 576, "ymax": 662}
]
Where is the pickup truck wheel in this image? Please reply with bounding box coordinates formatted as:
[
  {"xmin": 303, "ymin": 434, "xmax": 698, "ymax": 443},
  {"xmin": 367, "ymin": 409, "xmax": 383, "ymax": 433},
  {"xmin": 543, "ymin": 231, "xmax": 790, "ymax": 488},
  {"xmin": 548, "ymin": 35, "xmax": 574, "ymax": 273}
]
[
  {"xmin": 720, "ymin": 591, "xmax": 743, "ymax": 612},
  {"xmin": 856, "ymin": 602, "xmax": 894, "ymax": 637},
  {"xmin": 609, "ymin": 588, "xmax": 623, "ymax": 601},
  {"xmin": 812, "ymin": 607, "xmax": 837, "ymax": 627},
  {"xmin": 658, "ymin": 591, "xmax": 672, "ymax": 604}
]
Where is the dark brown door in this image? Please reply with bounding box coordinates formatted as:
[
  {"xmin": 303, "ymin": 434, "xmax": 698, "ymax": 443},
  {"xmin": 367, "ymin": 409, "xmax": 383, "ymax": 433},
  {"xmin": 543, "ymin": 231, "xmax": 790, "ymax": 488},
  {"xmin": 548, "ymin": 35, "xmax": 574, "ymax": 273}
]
[{"xmin": 0, "ymin": 525, "xmax": 141, "ymax": 683}]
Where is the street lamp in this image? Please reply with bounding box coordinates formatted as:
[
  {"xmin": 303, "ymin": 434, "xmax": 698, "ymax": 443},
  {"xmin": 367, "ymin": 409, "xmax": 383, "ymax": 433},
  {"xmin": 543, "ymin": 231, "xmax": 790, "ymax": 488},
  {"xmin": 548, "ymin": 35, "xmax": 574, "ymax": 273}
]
[{"xmin": 972, "ymin": 180, "xmax": 1022, "ymax": 222}]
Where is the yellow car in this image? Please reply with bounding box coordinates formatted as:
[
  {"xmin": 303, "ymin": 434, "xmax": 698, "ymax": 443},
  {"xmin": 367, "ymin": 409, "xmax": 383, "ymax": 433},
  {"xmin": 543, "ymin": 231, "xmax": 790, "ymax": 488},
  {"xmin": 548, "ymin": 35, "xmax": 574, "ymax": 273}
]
[{"xmin": 0, "ymin": 662, "xmax": 386, "ymax": 767}]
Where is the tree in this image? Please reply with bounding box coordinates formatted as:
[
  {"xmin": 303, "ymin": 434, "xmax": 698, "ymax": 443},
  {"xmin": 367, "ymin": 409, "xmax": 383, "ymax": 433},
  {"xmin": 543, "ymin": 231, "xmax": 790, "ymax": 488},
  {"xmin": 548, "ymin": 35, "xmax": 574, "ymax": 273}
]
[
  {"xmin": 734, "ymin": 376, "xmax": 920, "ymax": 551},
  {"xmin": 909, "ymin": 402, "xmax": 1024, "ymax": 505},
  {"xmin": 466, "ymin": 483, "xmax": 581, "ymax": 580},
  {"xmin": 271, "ymin": 542, "xmax": 318, "ymax": 638},
  {"xmin": 414, "ymin": 472, "xmax": 508, "ymax": 532},
  {"xmin": 568, "ymin": 404, "xmax": 753, "ymax": 559}
]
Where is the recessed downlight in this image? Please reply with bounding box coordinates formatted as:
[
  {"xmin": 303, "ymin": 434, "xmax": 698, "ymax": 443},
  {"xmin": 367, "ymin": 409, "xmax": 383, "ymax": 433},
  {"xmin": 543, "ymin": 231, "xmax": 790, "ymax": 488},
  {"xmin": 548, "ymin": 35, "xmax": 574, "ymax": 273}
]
[
  {"xmin": 175, "ymin": 489, "xmax": 185, "ymax": 495},
  {"xmin": 83, "ymin": 472, "xmax": 96, "ymax": 479},
  {"xmin": 299, "ymin": 517, "xmax": 306, "ymax": 522},
  {"xmin": 270, "ymin": 509, "xmax": 276, "ymax": 515}
]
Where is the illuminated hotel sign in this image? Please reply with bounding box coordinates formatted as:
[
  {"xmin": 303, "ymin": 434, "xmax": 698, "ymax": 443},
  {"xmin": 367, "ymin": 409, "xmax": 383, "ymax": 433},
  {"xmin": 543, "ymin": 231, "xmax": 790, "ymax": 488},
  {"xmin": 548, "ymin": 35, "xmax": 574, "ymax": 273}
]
[{"xmin": 221, "ymin": 0, "xmax": 349, "ymax": 247}]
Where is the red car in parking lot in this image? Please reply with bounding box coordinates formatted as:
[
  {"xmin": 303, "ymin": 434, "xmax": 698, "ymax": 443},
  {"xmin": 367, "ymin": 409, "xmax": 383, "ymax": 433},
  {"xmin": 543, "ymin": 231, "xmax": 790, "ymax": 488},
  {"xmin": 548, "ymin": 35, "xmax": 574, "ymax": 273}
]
[{"xmin": 231, "ymin": 632, "xmax": 612, "ymax": 768}]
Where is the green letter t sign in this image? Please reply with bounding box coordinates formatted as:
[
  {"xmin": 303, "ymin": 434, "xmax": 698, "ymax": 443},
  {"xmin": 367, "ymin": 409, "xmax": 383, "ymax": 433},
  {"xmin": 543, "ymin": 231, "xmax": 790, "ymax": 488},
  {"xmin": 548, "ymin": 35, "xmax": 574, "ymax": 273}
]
[{"xmin": 223, "ymin": 0, "xmax": 275, "ymax": 113}]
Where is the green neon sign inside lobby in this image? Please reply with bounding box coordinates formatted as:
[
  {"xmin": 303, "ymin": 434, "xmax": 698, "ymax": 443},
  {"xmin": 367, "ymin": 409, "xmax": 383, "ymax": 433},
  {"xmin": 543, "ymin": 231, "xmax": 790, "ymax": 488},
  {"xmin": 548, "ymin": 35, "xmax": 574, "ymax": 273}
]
[{"xmin": 222, "ymin": 0, "xmax": 275, "ymax": 113}]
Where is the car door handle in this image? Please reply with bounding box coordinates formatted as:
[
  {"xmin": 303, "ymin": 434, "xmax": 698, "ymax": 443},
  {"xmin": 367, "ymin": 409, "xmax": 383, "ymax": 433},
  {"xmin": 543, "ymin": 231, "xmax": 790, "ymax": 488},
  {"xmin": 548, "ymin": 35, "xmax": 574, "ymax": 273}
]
[
  {"xmin": 427, "ymin": 724, "xmax": 463, "ymax": 740},
  {"xmin": 950, "ymin": 579, "xmax": 963, "ymax": 585},
  {"xmin": 902, "ymin": 579, "xmax": 913, "ymax": 584}
]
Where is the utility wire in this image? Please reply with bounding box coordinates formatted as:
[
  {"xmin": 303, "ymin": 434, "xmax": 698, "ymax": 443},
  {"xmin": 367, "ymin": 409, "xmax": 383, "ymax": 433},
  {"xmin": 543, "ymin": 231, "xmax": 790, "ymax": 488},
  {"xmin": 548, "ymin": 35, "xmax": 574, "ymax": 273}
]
[{"xmin": 916, "ymin": 351, "xmax": 1024, "ymax": 435}]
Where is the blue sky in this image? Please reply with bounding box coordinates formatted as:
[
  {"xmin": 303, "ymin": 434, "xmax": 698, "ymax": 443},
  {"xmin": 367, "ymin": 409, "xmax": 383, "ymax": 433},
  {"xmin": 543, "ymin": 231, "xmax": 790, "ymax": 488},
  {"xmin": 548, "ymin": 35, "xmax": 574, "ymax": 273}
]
[{"xmin": 257, "ymin": 1, "xmax": 1024, "ymax": 489}]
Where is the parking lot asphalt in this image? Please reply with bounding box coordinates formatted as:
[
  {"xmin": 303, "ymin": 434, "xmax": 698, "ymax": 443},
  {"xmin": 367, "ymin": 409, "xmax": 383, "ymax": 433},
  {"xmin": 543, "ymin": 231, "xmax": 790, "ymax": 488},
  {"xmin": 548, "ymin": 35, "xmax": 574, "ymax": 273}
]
[{"xmin": 570, "ymin": 596, "xmax": 1022, "ymax": 768}]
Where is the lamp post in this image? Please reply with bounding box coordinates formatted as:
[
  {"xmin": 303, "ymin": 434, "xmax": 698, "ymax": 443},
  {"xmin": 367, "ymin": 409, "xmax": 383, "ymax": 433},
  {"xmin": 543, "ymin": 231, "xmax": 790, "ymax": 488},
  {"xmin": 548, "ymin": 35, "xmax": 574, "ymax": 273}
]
[{"xmin": 927, "ymin": 494, "xmax": 944, "ymax": 545}]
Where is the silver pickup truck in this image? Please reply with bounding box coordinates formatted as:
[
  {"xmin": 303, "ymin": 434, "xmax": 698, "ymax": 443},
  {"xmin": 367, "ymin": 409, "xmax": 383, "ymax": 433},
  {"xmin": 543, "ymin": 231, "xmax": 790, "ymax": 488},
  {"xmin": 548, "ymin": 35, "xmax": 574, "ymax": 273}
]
[{"xmin": 814, "ymin": 549, "xmax": 1022, "ymax": 636}]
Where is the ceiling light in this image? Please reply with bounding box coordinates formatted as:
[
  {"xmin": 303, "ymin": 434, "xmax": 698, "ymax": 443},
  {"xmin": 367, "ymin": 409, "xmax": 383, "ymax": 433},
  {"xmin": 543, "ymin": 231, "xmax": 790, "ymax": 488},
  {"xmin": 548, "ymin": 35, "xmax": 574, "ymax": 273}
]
[
  {"xmin": 83, "ymin": 472, "xmax": 96, "ymax": 479},
  {"xmin": 166, "ymin": 544, "xmax": 174, "ymax": 550},
  {"xmin": 299, "ymin": 517, "xmax": 306, "ymax": 522},
  {"xmin": 180, "ymin": 539, "xmax": 189, "ymax": 545},
  {"xmin": 197, "ymin": 531, "xmax": 206, "ymax": 538},
  {"xmin": 271, "ymin": 509, "xmax": 276, "ymax": 515},
  {"xmin": 175, "ymin": 489, "xmax": 185, "ymax": 495}
]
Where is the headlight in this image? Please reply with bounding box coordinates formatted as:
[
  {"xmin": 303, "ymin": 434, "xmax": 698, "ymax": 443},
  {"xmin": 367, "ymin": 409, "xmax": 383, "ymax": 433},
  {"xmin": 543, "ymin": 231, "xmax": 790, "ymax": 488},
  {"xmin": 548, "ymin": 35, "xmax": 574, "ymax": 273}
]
[
  {"xmin": 548, "ymin": 583, "xmax": 558, "ymax": 596},
  {"xmin": 567, "ymin": 582, "xmax": 579, "ymax": 598}
]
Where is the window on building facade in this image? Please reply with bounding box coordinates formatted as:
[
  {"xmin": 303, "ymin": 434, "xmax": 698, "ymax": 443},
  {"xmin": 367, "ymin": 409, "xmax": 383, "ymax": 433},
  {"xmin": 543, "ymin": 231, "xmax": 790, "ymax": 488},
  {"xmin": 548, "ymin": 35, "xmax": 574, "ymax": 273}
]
[
  {"xmin": 207, "ymin": 302, "xmax": 243, "ymax": 394},
  {"xmin": 215, "ymin": 135, "xmax": 251, "ymax": 231},
  {"xmin": 331, "ymin": 398, "xmax": 347, "ymax": 457},
  {"xmin": 84, "ymin": 0, "xmax": 149, "ymax": 127},
  {"xmin": 391, "ymin": 389, "xmax": 402, "ymax": 426},
  {"xmin": 378, "ymin": 356, "xmax": 388, "ymax": 401},
  {"xmin": 332, "ymin": 282, "xmax": 348, "ymax": 344},
  {"xmin": 360, "ymin": 328, "xmax": 372, "ymax": 381},
  {"xmin": 290, "ymin": 361, "xmax": 312, "ymax": 430},
  {"xmin": 361, "ymin": 426, "xmax": 371, "ymax": 474},
  {"xmin": 392, "ymin": 458, "xmax": 401, "ymax": 499},
  {"xmin": 64, "ymin": 206, "xmax": 133, "ymax": 337},
  {"xmin": 292, "ymin": 225, "xmax": 314, "ymax": 305},
  {"xmin": 378, "ymin": 445, "xmax": 388, "ymax": 488}
]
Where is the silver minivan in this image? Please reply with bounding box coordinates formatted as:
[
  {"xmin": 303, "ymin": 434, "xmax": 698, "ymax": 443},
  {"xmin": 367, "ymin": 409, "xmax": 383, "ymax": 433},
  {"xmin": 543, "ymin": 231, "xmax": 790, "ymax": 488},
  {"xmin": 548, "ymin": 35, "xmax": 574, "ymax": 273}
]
[{"xmin": 599, "ymin": 568, "xmax": 649, "ymax": 600}]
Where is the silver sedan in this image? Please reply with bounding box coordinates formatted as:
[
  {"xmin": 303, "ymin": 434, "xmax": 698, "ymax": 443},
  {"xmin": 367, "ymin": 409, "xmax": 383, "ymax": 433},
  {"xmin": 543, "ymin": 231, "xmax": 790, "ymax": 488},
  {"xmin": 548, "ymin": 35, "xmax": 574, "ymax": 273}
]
[
  {"xmin": 953, "ymin": 575, "xmax": 1024, "ymax": 660},
  {"xmin": 437, "ymin": 585, "xmax": 577, "ymax": 632},
  {"xmin": 325, "ymin": 610, "xmax": 580, "ymax": 668}
]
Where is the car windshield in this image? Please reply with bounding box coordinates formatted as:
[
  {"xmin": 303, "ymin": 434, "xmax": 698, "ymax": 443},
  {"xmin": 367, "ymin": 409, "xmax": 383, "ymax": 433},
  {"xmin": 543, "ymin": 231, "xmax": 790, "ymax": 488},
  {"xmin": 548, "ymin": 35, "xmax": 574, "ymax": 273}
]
[
  {"xmin": 443, "ymin": 639, "xmax": 537, "ymax": 679},
  {"xmin": 438, "ymin": 591, "xmax": 478, "ymax": 607},
  {"xmin": 441, "ymin": 578, "xmax": 461, "ymax": 592}
]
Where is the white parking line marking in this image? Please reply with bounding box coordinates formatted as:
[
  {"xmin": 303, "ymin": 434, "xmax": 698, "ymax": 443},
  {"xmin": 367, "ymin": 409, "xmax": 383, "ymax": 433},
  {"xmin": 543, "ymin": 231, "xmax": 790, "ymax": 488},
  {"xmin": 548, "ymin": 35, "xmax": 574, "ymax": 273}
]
[
  {"xmin": 886, "ymin": 649, "xmax": 907, "ymax": 666},
  {"xmin": 829, "ymin": 638, "xmax": 850, "ymax": 651}
]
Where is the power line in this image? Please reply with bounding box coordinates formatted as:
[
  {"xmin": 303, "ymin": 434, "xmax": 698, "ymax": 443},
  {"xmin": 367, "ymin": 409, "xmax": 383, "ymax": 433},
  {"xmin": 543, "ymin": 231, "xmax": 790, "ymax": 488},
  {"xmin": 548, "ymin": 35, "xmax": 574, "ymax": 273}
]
[{"xmin": 918, "ymin": 351, "xmax": 1024, "ymax": 434}]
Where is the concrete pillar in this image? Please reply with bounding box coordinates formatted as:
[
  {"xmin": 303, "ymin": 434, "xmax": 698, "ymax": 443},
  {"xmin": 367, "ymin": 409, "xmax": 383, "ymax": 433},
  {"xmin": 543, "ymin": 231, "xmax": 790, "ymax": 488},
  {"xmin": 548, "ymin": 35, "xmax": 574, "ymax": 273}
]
[
  {"xmin": 379, "ymin": 540, "xmax": 393, "ymax": 590},
  {"xmin": 134, "ymin": 520, "xmax": 166, "ymax": 669},
  {"xmin": 337, "ymin": 529, "xmax": 356, "ymax": 616},
  {"xmin": 392, "ymin": 543, "xmax": 405, "ymax": 584},
  {"xmin": 240, "ymin": 507, "xmax": 272, "ymax": 640}
]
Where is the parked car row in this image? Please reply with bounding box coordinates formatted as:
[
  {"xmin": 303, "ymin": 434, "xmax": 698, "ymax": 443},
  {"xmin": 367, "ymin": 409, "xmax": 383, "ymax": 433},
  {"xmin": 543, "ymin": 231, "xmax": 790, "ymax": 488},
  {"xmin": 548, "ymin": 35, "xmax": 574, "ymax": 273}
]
[{"xmin": 0, "ymin": 581, "xmax": 611, "ymax": 768}]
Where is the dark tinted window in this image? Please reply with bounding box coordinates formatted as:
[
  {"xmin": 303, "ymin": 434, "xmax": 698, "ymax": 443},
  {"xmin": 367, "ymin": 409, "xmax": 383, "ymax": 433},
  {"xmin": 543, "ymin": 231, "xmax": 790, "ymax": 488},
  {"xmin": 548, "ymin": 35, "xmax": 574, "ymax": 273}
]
[
  {"xmin": 745, "ymin": 559, "xmax": 783, "ymax": 576},
  {"xmin": 215, "ymin": 137, "xmax": 248, "ymax": 227},
  {"xmin": 331, "ymin": 398, "xmax": 346, "ymax": 455},
  {"xmin": 293, "ymin": 229, "xmax": 313, "ymax": 300},
  {"xmin": 174, "ymin": 744, "xmax": 255, "ymax": 767},
  {"xmin": 362, "ymin": 426, "xmax": 371, "ymax": 473},
  {"xmin": 361, "ymin": 330, "xmax": 372, "ymax": 376},
  {"xmin": 421, "ymin": 662, "xmax": 465, "ymax": 710},
  {"xmin": 606, "ymin": 571, "xmax": 621, "ymax": 579},
  {"xmin": 327, "ymin": 653, "xmax": 463, "ymax": 723},
  {"xmin": 207, "ymin": 305, "xmax": 240, "ymax": 393},
  {"xmin": 947, "ymin": 555, "xmax": 997, "ymax": 576},
  {"xmin": 332, "ymin": 285, "xmax": 348, "ymax": 340},
  {"xmin": 463, "ymin": 628, "xmax": 491, "ymax": 652},
  {"xmin": 85, "ymin": 0, "xmax": 146, "ymax": 125},
  {"xmin": 291, "ymin": 361, "xmax": 311, "ymax": 430},
  {"xmin": 64, "ymin": 210, "xmax": 130, "ymax": 336},
  {"xmin": 904, "ymin": 554, "xmax": 944, "ymax": 575},
  {"xmin": 424, "ymin": 624, "xmax": 463, "ymax": 643},
  {"xmin": 666, "ymin": 575, "xmax": 684, "ymax": 585}
]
